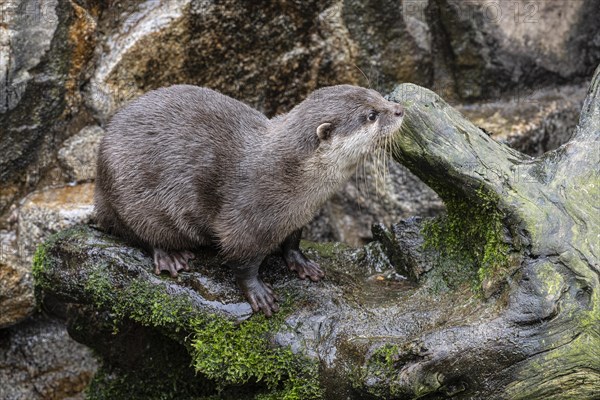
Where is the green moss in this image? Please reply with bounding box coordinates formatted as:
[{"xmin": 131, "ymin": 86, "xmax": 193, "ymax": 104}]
[
  {"xmin": 421, "ymin": 187, "xmax": 511, "ymax": 292},
  {"xmin": 83, "ymin": 270, "xmax": 323, "ymax": 398},
  {"xmin": 191, "ymin": 309, "xmax": 322, "ymax": 400},
  {"xmin": 32, "ymin": 243, "xmax": 48, "ymax": 284},
  {"xmin": 33, "ymin": 227, "xmax": 323, "ymax": 399},
  {"xmin": 81, "ymin": 264, "xmax": 197, "ymax": 337},
  {"xmin": 300, "ymin": 240, "xmax": 349, "ymax": 259},
  {"xmin": 353, "ymin": 344, "xmax": 405, "ymax": 398}
]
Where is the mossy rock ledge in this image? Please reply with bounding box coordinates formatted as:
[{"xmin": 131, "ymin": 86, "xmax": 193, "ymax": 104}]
[{"xmin": 34, "ymin": 66, "xmax": 599, "ymax": 399}]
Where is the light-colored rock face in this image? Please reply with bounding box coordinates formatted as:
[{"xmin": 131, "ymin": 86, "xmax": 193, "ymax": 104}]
[
  {"xmin": 0, "ymin": 229, "xmax": 34, "ymax": 329},
  {"xmin": 1, "ymin": 0, "xmax": 97, "ymax": 219},
  {"xmin": 86, "ymin": 0, "xmax": 191, "ymax": 121},
  {"xmin": 435, "ymin": 0, "xmax": 599, "ymax": 99},
  {"xmin": 17, "ymin": 183, "xmax": 95, "ymax": 267},
  {"xmin": 58, "ymin": 126, "xmax": 105, "ymax": 182},
  {"xmin": 0, "ymin": 0, "xmax": 59, "ymax": 113},
  {"xmin": 0, "ymin": 317, "xmax": 98, "ymax": 399},
  {"xmin": 489, "ymin": 0, "xmax": 584, "ymax": 75},
  {"xmin": 0, "ymin": 184, "xmax": 96, "ymax": 328}
]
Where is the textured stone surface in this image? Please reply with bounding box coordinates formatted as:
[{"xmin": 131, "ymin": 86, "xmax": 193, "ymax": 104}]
[
  {"xmin": 0, "ymin": 316, "xmax": 98, "ymax": 400},
  {"xmin": 0, "ymin": 184, "xmax": 96, "ymax": 328},
  {"xmin": 427, "ymin": 0, "xmax": 600, "ymax": 100},
  {"xmin": 306, "ymin": 161, "xmax": 444, "ymax": 245},
  {"xmin": 58, "ymin": 126, "xmax": 105, "ymax": 182},
  {"xmin": 1, "ymin": 0, "xmax": 98, "ymax": 218},
  {"xmin": 0, "ymin": 229, "xmax": 34, "ymax": 329},
  {"xmin": 17, "ymin": 183, "xmax": 95, "ymax": 267},
  {"xmin": 457, "ymin": 84, "xmax": 588, "ymax": 156}
]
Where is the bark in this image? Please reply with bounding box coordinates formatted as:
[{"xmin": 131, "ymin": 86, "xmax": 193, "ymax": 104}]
[{"xmin": 34, "ymin": 66, "xmax": 600, "ymax": 399}]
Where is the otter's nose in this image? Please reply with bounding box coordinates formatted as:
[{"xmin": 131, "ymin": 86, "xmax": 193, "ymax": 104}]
[{"xmin": 393, "ymin": 105, "xmax": 404, "ymax": 117}]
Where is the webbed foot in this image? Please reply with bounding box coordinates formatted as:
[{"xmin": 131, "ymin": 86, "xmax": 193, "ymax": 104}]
[
  {"xmin": 284, "ymin": 249, "xmax": 325, "ymax": 282},
  {"xmin": 237, "ymin": 277, "xmax": 280, "ymax": 317},
  {"xmin": 152, "ymin": 249, "xmax": 195, "ymax": 277}
]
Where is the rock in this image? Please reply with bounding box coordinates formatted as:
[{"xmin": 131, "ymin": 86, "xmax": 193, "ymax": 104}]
[
  {"xmin": 306, "ymin": 161, "xmax": 444, "ymax": 245},
  {"xmin": 33, "ymin": 225, "xmax": 431, "ymax": 399},
  {"xmin": 58, "ymin": 126, "xmax": 105, "ymax": 182},
  {"xmin": 457, "ymin": 84, "xmax": 588, "ymax": 156},
  {"xmin": 84, "ymin": 0, "xmax": 356, "ymax": 122},
  {"xmin": 0, "ymin": 316, "xmax": 98, "ymax": 400},
  {"xmin": 427, "ymin": 0, "xmax": 600, "ymax": 100},
  {"xmin": 17, "ymin": 183, "xmax": 95, "ymax": 268},
  {"xmin": 0, "ymin": 0, "xmax": 98, "ymax": 218},
  {"xmin": 0, "ymin": 184, "xmax": 95, "ymax": 327},
  {"xmin": 342, "ymin": 0, "xmax": 433, "ymax": 93},
  {"xmin": 0, "ymin": 229, "xmax": 34, "ymax": 328}
]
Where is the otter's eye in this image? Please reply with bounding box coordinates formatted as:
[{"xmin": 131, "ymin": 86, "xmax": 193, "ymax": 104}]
[{"xmin": 367, "ymin": 111, "xmax": 379, "ymax": 122}]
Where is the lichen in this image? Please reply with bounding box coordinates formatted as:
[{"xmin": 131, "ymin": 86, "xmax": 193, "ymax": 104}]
[{"xmin": 421, "ymin": 187, "xmax": 511, "ymax": 292}]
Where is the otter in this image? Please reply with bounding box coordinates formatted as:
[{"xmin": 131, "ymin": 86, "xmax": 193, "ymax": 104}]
[{"xmin": 95, "ymin": 85, "xmax": 404, "ymax": 316}]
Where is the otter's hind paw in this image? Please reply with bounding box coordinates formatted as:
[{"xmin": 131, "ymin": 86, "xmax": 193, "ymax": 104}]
[
  {"xmin": 238, "ymin": 278, "xmax": 280, "ymax": 317},
  {"xmin": 152, "ymin": 249, "xmax": 195, "ymax": 278},
  {"xmin": 284, "ymin": 250, "xmax": 325, "ymax": 282}
]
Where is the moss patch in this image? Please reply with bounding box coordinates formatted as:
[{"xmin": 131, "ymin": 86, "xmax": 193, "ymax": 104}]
[
  {"xmin": 32, "ymin": 228, "xmax": 323, "ymax": 399},
  {"xmin": 421, "ymin": 187, "xmax": 511, "ymax": 292},
  {"xmin": 191, "ymin": 310, "xmax": 322, "ymax": 400}
]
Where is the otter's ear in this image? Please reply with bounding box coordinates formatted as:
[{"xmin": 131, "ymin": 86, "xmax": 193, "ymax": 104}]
[{"xmin": 317, "ymin": 123, "xmax": 333, "ymax": 141}]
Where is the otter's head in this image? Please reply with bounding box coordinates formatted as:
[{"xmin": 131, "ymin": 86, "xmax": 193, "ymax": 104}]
[{"xmin": 292, "ymin": 85, "xmax": 404, "ymax": 176}]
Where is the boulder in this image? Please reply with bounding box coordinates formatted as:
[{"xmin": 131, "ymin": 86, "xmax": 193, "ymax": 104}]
[
  {"xmin": 427, "ymin": 0, "xmax": 600, "ymax": 100},
  {"xmin": 0, "ymin": 229, "xmax": 34, "ymax": 329},
  {"xmin": 0, "ymin": 183, "xmax": 95, "ymax": 328},
  {"xmin": 58, "ymin": 126, "xmax": 105, "ymax": 182},
  {"xmin": 0, "ymin": 0, "xmax": 98, "ymax": 218},
  {"xmin": 0, "ymin": 316, "xmax": 98, "ymax": 400}
]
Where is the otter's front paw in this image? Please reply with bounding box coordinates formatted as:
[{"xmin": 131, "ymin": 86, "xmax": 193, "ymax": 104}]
[
  {"xmin": 284, "ymin": 250, "xmax": 325, "ymax": 282},
  {"xmin": 237, "ymin": 278, "xmax": 280, "ymax": 317},
  {"xmin": 152, "ymin": 249, "xmax": 194, "ymax": 277}
]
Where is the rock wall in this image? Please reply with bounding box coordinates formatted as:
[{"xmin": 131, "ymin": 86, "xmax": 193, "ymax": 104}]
[
  {"xmin": 2, "ymin": 0, "xmax": 599, "ymax": 229},
  {"xmin": 0, "ymin": 1, "xmax": 599, "ymax": 396}
]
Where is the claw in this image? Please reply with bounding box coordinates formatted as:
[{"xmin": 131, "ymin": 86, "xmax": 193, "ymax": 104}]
[
  {"xmin": 238, "ymin": 277, "xmax": 280, "ymax": 317},
  {"xmin": 152, "ymin": 248, "xmax": 194, "ymax": 277},
  {"xmin": 284, "ymin": 250, "xmax": 325, "ymax": 282}
]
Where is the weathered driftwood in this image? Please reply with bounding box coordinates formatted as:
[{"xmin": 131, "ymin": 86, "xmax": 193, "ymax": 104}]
[
  {"xmin": 34, "ymin": 66, "xmax": 599, "ymax": 399},
  {"xmin": 385, "ymin": 65, "xmax": 599, "ymax": 398}
]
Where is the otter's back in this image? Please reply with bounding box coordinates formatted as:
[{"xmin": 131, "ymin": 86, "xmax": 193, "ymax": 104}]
[{"xmin": 95, "ymin": 85, "xmax": 268, "ymax": 249}]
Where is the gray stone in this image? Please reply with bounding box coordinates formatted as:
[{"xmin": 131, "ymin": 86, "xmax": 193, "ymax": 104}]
[
  {"xmin": 0, "ymin": 0, "xmax": 97, "ymax": 219},
  {"xmin": 17, "ymin": 183, "xmax": 95, "ymax": 267},
  {"xmin": 428, "ymin": 0, "xmax": 600, "ymax": 100},
  {"xmin": 0, "ymin": 184, "xmax": 96, "ymax": 328},
  {"xmin": 342, "ymin": 0, "xmax": 433, "ymax": 93},
  {"xmin": 457, "ymin": 84, "xmax": 588, "ymax": 156},
  {"xmin": 0, "ymin": 229, "xmax": 34, "ymax": 329},
  {"xmin": 0, "ymin": 316, "xmax": 98, "ymax": 400},
  {"xmin": 58, "ymin": 126, "xmax": 105, "ymax": 182},
  {"xmin": 0, "ymin": 0, "xmax": 59, "ymax": 114},
  {"xmin": 306, "ymin": 160, "xmax": 444, "ymax": 246}
]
